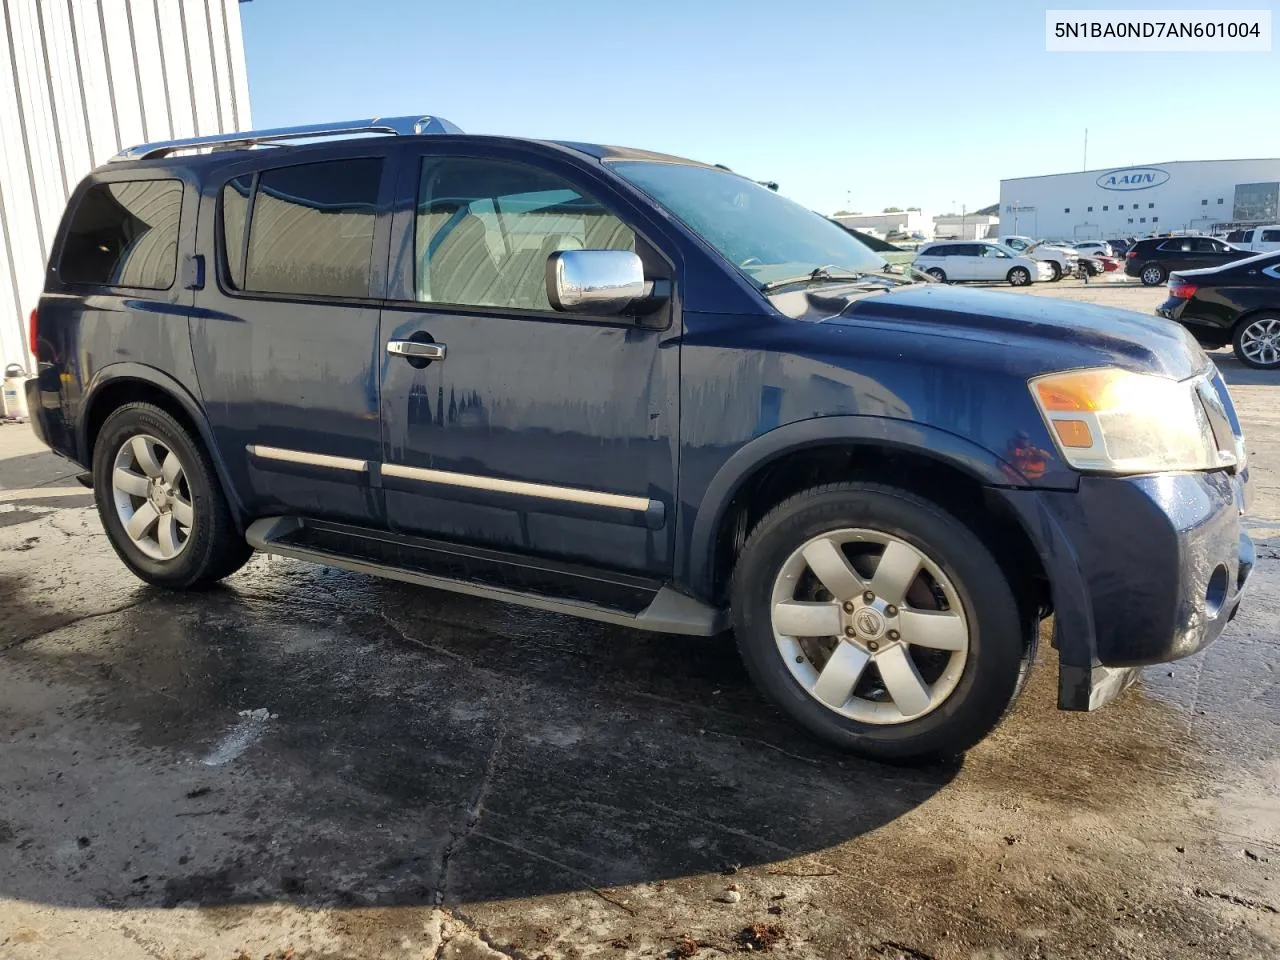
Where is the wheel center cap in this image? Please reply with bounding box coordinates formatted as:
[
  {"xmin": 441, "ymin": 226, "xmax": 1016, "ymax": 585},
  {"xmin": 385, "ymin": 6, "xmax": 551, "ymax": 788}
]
[
  {"xmin": 150, "ymin": 483, "xmax": 169, "ymax": 510},
  {"xmin": 852, "ymin": 607, "xmax": 886, "ymax": 640}
]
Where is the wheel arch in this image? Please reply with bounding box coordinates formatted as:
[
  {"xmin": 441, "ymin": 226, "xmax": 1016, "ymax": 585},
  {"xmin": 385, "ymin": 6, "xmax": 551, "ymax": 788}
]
[
  {"xmin": 684, "ymin": 417, "xmax": 1047, "ymax": 612},
  {"xmin": 80, "ymin": 364, "xmax": 247, "ymax": 533},
  {"xmin": 1231, "ymin": 306, "xmax": 1280, "ymax": 332}
]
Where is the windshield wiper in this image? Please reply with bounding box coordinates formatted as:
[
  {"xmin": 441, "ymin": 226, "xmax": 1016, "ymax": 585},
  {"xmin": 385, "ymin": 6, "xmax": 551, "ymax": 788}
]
[{"xmin": 760, "ymin": 265, "xmax": 882, "ymax": 293}]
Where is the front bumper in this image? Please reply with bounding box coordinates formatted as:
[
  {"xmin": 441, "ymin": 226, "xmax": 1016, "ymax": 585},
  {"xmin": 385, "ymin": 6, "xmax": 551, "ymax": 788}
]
[{"xmin": 999, "ymin": 468, "xmax": 1253, "ymax": 711}]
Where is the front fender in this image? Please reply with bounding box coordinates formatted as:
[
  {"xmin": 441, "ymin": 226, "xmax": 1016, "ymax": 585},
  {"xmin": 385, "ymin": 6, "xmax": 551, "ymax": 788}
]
[
  {"xmin": 80, "ymin": 363, "xmax": 247, "ymax": 531},
  {"xmin": 681, "ymin": 415, "xmax": 1034, "ymax": 600}
]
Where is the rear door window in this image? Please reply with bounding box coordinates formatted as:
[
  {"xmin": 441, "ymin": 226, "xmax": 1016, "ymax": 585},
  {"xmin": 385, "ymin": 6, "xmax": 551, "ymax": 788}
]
[
  {"xmin": 58, "ymin": 179, "xmax": 183, "ymax": 289},
  {"xmin": 1261, "ymin": 230, "xmax": 1280, "ymax": 243},
  {"xmin": 223, "ymin": 158, "xmax": 384, "ymax": 300}
]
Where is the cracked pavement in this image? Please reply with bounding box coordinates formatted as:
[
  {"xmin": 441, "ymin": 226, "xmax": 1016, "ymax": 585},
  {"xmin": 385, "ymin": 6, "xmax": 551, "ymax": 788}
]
[{"xmin": 1, "ymin": 285, "xmax": 1279, "ymax": 959}]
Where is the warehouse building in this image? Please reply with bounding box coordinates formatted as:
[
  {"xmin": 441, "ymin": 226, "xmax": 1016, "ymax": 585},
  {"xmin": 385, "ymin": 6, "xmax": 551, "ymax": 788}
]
[
  {"xmin": 0, "ymin": 0, "xmax": 251, "ymax": 371},
  {"xmin": 998, "ymin": 159, "xmax": 1280, "ymax": 242}
]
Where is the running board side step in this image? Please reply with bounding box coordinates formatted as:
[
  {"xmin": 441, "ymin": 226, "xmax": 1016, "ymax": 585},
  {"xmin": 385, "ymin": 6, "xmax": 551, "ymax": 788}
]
[{"xmin": 246, "ymin": 516, "xmax": 728, "ymax": 637}]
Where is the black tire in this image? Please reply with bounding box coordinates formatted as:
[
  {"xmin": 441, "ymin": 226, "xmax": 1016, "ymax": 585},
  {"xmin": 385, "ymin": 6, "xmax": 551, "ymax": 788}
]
[
  {"xmin": 730, "ymin": 482, "xmax": 1027, "ymax": 762},
  {"xmin": 1048, "ymin": 261, "xmax": 1063, "ymax": 281},
  {"xmin": 1139, "ymin": 263, "xmax": 1166, "ymax": 286},
  {"xmin": 1007, "ymin": 267, "xmax": 1031, "ymax": 286},
  {"xmin": 92, "ymin": 402, "xmax": 252, "ymax": 589},
  {"xmin": 1232, "ymin": 313, "xmax": 1280, "ymax": 370},
  {"xmin": 925, "ymin": 268, "xmax": 947, "ymax": 283}
]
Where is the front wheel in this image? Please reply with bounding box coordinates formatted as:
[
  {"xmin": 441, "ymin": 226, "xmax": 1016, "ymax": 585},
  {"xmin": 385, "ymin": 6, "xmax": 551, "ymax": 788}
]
[
  {"xmin": 1140, "ymin": 263, "xmax": 1166, "ymax": 286},
  {"xmin": 1048, "ymin": 261, "xmax": 1063, "ymax": 281},
  {"xmin": 93, "ymin": 402, "xmax": 252, "ymax": 589},
  {"xmin": 1007, "ymin": 267, "xmax": 1031, "ymax": 286},
  {"xmin": 1233, "ymin": 314, "xmax": 1280, "ymax": 369},
  {"xmin": 730, "ymin": 483, "xmax": 1028, "ymax": 761}
]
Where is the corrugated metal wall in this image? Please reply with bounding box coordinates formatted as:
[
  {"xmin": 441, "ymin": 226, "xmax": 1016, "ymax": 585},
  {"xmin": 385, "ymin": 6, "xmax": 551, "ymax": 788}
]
[{"xmin": 0, "ymin": 0, "xmax": 251, "ymax": 370}]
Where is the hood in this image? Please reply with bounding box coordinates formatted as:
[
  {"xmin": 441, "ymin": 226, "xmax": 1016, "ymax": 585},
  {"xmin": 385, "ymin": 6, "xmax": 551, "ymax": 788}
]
[{"xmin": 830, "ymin": 284, "xmax": 1206, "ymax": 380}]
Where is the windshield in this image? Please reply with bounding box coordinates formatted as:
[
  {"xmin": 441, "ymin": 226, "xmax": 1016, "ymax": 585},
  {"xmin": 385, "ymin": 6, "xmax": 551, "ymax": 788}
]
[{"xmin": 609, "ymin": 161, "xmax": 887, "ymax": 290}]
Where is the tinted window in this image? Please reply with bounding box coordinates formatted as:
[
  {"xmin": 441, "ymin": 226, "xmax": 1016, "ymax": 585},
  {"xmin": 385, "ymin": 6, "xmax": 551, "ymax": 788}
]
[
  {"xmin": 956, "ymin": 244, "xmax": 982, "ymax": 257},
  {"xmin": 1262, "ymin": 230, "xmax": 1280, "ymax": 242},
  {"xmin": 415, "ymin": 157, "xmax": 634, "ymax": 310},
  {"xmin": 240, "ymin": 158, "xmax": 383, "ymax": 299},
  {"xmin": 1226, "ymin": 230, "xmax": 1247, "ymax": 243},
  {"xmin": 922, "ymin": 245, "xmax": 950, "ymax": 256},
  {"xmin": 1191, "ymin": 238, "xmax": 1220, "ymax": 253},
  {"xmin": 1158, "ymin": 239, "xmax": 1192, "ymax": 252},
  {"xmin": 981, "ymin": 245, "xmax": 1009, "ymax": 258},
  {"xmin": 220, "ymin": 175, "xmax": 252, "ymax": 289},
  {"xmin": 59, "ymin": 180, "xmax": 182, "ymax": 289}
]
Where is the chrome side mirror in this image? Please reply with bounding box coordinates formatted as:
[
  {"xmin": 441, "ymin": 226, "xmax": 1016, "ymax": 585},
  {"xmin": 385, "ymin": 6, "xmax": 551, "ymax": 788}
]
[{"xmin": 546, "ymin": 250, "xmax": 647, "ymax": 315}]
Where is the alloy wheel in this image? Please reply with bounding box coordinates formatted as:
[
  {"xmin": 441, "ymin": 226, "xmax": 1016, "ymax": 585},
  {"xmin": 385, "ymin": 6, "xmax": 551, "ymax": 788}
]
[
  {"xmin": 111, "ymin": 434, "xmax": 194, "ymax": 561},
  {"xmin": 770, "ymin": 529, "xmax": 969, "ymax": 724},
  {"xmin": 1142, "ymin": 265, "xmax": 1163, "ymax": 285},
  {"xmin": 1239, "ymin": 317, "xmax": 1280, "ymax": 367}
]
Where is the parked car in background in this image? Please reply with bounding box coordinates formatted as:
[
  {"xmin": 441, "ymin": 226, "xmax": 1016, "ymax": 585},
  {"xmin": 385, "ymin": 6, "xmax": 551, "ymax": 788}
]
[
  {"xmin": 995, "ymin": 235, "xmax": 1075, "ymax": 281},
  {"xmin": 1125, "ymin": 236, "xmax": 1253, "ymax": 286},
  {"xmin": 913, "ymin": 241, "xmax": 1052, "ymax": 285},
  {"xmin": 1224, "ymin": 226, "xmax": 1280, "ymax": 254},
  {"xmin": 1157, "ymin": 250, "xmax": 1280, "ymax": 369},
  {"xmin": 25, "ymin": 113, "xmax": 1254, "ymax": 763},
  {"xmin": 1074, "ymin": 241, "xmax": 1113, "ymax": 258},
  {"xmin": 1108, "ymin": 238, "xmax": 1132, "ymax": 257},
  {"xmin": 829, "ymin": 220, "xmax": 916, "ymax": 269}
]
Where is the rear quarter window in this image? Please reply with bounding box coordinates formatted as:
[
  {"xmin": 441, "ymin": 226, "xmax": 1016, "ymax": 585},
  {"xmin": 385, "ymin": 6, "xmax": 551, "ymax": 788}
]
[{"xmin": 58, "ymin": 179, "xmax": 183, "ymax": 289}]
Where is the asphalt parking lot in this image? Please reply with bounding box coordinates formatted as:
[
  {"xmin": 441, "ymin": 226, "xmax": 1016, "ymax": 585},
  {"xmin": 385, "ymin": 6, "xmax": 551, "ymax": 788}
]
[{"xmin": 1, "ymin": 278, "xmax": 1277, "ymax": 960}]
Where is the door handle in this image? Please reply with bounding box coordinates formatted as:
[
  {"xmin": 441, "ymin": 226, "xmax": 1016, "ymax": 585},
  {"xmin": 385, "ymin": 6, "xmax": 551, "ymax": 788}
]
[{"xmin": 387, "ymin": 340, "xmax": 446, "ymax": 361}]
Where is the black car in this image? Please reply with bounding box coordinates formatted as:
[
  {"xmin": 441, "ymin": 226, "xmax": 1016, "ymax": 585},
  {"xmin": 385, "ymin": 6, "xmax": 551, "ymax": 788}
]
[
  {"xmin": 24, "ymin": 113, "xmax": 1255, "ymax": 762},
  {"xmin": 1108, "ymin": 238, "xmax": 1131, "ymax": 257},
  {"xmin": 1125, "ymin": 235, "xmax": 1253, "ymax": 286},
  {"xmin": 1157, "ymin": 250, "xmax": 1280, "ymax": 369}
]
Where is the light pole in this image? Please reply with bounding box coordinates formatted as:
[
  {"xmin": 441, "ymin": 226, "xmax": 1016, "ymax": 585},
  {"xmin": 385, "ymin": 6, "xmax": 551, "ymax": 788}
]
[{"xmin": 1012, "ymin": 199, "xmax": 1019, "ymax": 235}]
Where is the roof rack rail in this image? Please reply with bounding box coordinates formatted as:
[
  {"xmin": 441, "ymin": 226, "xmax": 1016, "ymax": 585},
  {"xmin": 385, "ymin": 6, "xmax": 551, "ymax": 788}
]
[{"xmin": 109, "ymin": 114, "xmax": 464, "ymax": 163}]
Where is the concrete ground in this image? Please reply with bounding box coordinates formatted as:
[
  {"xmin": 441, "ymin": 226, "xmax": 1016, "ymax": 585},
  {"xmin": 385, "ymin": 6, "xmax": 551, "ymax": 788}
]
[{"xmin": 1, "ymin": 277, "xmax": 1278, "ymax": 960}]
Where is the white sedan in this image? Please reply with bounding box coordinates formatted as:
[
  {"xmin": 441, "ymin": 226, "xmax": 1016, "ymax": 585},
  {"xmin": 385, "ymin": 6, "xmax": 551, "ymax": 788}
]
[
  {"xmin": 912, "ymin": 241, "xmax": 1053, "ymax": 286},
  {"xmin": 1074, "ymin": 240, "xmax": 1114, "ymax": 258}
]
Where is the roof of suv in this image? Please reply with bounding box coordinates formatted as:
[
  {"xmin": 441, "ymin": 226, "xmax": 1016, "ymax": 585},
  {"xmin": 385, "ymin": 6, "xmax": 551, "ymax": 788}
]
[{"xmin": 99, "ymin": 113, "xmax": 717, "ymax": 175}]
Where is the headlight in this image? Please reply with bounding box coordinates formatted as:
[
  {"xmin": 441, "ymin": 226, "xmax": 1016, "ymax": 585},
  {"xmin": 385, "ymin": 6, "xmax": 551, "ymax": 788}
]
[{"xmin": 1030, "ymin": 367, "xmax": 1229, "ymax": 474}]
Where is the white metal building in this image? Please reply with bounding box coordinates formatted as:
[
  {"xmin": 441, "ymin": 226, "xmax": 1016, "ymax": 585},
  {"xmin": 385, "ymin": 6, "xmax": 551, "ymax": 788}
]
[
  {"xmin": 932, "ymin": 214, "xmax": 999, "ymax": 241},
  {"xmin": 998, "ymin": 159, "xmax": 1280, "ymax": 243},
  {"xmin": 0, "ymin": 0, "xmax": 251, "ymax": 371},
  {"xmin": 832, "ymin": 210, "xmax": 933, "ymax": 237}
]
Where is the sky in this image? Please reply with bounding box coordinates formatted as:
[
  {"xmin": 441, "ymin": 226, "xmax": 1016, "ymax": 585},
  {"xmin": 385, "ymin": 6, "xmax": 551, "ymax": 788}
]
[{"xmin": 238, "ymin": 0, "xmax": 1280, "ymax": 217}]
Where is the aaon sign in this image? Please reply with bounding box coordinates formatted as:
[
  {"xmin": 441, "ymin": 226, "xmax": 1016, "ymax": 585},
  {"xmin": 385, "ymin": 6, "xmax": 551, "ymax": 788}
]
[{"xmin": 1096, "ymin": 166, "xmax": 1170, "ymax": 191}]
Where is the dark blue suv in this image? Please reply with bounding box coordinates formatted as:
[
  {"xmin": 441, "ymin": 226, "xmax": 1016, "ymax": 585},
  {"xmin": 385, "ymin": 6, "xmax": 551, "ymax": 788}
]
[{"xmin": 27, "ymin": 116, "xmax": 1255, "ymax": 761}]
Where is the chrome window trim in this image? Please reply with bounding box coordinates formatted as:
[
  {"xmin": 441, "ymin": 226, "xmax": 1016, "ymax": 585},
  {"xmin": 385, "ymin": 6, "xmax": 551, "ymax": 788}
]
[
  {"xmin": 246, "ymin": 445, "xmax": 368, "ymax": 473},
  {"xmin": 1262, "ymin": 264, "xmax": 1280, "ymax": 281},
  {"xmin": 381, "ymin": 463, "xmax": 651, "ymax": 512}
]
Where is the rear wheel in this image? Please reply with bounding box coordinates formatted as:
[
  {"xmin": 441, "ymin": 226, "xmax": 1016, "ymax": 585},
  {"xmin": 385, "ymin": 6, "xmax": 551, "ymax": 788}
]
[
  {"xmin": 730, "ymin": 483, "xmax": 1028, "ymax": 761},
  {"xmin": 1007, "ymin": 267, "xmax": 1031, "ymax": 286},
  {"xmin": 1233, "ymin": 314, "xmax": 1280, "ymax": 369},
  {"xmin": 1140, "ymin": 263, "xmax": 1166, "ymax": 286},
  {"xmin": 93, "ymin": 403, "xmax": 252, "ymax": 588},
  {"xmin": 926, "ymin": 267, "xmax": 947, "ymax": 283}
]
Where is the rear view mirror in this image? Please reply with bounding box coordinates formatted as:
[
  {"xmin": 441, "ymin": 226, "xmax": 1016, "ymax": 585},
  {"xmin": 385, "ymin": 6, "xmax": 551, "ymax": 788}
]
[{"xmin": 546, "ymin": 250, "xmax": 648, "ymax": 315}]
